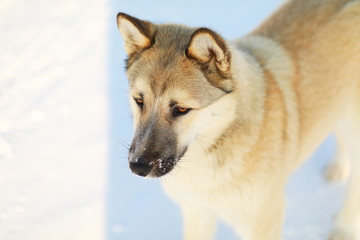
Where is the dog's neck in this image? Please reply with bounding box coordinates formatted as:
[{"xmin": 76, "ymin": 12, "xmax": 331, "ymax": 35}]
[
  {"xmin": 191, "ymin": 36, "xmax": 299, "ymax": 173},
  {"xmin": 234, "ymin": 35, "xmax": 300, "ymax": 172},
  {"xmin": 180, "ymin": 44, "xmax": 267, "ymax": 171}
]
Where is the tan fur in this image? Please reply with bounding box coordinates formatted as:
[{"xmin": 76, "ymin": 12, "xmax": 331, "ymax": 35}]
[{"xmin": 117, "ymin": 0, "xmax": 360, "ymax": 239}]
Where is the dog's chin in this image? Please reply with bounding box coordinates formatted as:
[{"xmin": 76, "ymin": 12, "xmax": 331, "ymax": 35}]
[
  {"xmin": 149, "ymin": 148, "xmax": 188, "ymax": 178},
  {"xmin": 150, "ymin": 162, "xmax": 176, "ymax": 178}
]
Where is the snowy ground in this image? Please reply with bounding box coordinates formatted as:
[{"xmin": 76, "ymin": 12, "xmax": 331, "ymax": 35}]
[
  {"xmin": 0, "ymin": 0, "xmax": 345, "ymax": 239},
  {"xmin": 0, "ymin": 0, "xmax": 108, "ymax": 239}
]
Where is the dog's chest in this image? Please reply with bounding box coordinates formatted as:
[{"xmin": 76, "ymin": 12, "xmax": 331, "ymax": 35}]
[{"xmin": 162, "ymin": 149, "xmax": 244, "ymax": 208}]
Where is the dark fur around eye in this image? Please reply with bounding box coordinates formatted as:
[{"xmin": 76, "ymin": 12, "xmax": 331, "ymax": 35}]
[
  {"xmin": 172, "ymin": 107, "xmax": 191, "ymax": 117},
  {"xmin": 134, "ymin": 98, "xmax": 144, "ymax": 109}
]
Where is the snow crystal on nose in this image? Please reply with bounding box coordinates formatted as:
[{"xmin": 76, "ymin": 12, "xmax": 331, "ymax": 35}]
[{"xmin": 157, "ymin": 158, "xmax": 163, "ymax": 169}]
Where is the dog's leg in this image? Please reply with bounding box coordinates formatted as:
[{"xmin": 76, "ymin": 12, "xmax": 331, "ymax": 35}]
[
  {"xmin": 230, "ymin": 190, "xmax": 285, "ymax": 240},
  {"xmin": 181, "ymin": 204, "xmax": 217, "ymax": 240},
  {"xmin": 324, "ymin": 129, "xmax": 350, "ymax": 182},
  {"xmin": 246, "ymin": 196, "xmax": 284, "ymax": 240},
  {"xmin": 329, "ymin": 91, "xmax": 360, "ymax": 240}
]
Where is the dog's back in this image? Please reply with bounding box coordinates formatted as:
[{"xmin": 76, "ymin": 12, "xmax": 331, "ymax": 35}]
[
  {"xmin": 254, "ymin": 1, "xmax": 360, "ymax": 238},
  {"xmin": 253, "ymin": 0, "xmax": 360, "ymax": 162}
]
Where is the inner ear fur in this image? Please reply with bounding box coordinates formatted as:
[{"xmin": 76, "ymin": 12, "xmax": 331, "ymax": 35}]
[
  {"xmin": 186, "ymin": 28, "xmax": 232, "ymax": 92},
  {"xmin": 117, "ymin": 12, "xmax": 155, "ymax": 56}
]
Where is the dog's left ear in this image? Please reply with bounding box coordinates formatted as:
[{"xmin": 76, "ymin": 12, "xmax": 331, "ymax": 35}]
[
  {"xmin": 186, "ymin": 28, "xmax": 232, "ymax": 92},
  {"xmin": 117, "ymin": 13, "xmax": 155, "ymax": 56}
]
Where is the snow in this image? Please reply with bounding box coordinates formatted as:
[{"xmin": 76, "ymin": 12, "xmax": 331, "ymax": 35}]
[
  {"xmin": 0, "ymin": 0, "xmax": 108, "ymax": 239},
  {"xmin": 0, "ymin": 0, "xmax": 345, "ymax": 239}
]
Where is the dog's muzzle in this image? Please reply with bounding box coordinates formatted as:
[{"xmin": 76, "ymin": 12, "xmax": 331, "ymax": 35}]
[
  {"xmin": 129, "ymin": 156, "xmax": 176, "ymax": 177},
  {"xmin": 128, "ymin": 123, "xmax": 180, "ymax": 177}
]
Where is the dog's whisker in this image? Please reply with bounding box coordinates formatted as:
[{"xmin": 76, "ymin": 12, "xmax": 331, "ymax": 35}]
[{"xmin": 119, "ymin": 141, "xmax": 131, "ymax": 151}]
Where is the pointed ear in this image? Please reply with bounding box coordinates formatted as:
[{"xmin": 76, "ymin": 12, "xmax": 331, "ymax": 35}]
[
  {"xmin": 186, "ymin": 28, "xmax": 231, "ymax": 74},
  {"xmin": 117, "ymin": 13, "xmax": 155, "ymax": 56},
  {"xmin": 186, "ymin": 28, "xmax": 232, "ymax": 92}
]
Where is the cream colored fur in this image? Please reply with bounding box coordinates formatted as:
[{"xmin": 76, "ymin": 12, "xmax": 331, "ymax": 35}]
[
  {"xmin": 162, "ymin": 1, "xmax": 360, "ymax": 239},
  {"xmin": 118, "ymin": 0, "xmax": 360, "ymax": 239}
]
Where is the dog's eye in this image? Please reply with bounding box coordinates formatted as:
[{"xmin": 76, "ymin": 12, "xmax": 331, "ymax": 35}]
[
  {"xmin": 134, "ymin": 98, "xmax": 144, "ymax": 108},
  {"xmin": 173, "ymin": 106, "xmax": 191, "ymax": 117}
]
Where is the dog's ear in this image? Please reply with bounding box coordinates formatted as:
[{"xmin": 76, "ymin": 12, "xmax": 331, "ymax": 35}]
[
  {"xmin": 186, "ymin": 28, "xmax": 232, "ymax": 92},
  {"xmin": 117, "ymin": 13, "xmax": 155, "ymax": 56}
]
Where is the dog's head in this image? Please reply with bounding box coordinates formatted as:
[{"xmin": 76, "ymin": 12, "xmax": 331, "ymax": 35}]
[{"xmin": 117, "ymin": 13, "xmax": 236, "ymax": 177}]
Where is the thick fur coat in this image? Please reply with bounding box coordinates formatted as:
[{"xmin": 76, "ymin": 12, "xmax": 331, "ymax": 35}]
[{"xmin": 117, "ymin": 0, "xmax": 360, "ymax": 239}]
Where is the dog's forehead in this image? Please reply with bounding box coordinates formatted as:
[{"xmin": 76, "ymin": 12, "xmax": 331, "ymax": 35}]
[
  {"xmin": 129, "ymin": 53, "xmax": 226, "ymax": 107},
  {"xmin": 127, "ymin": 25, "xmax": 226, "ymax": 107},
  {"xmin": 131, "ymin": 72, "xmax": 225, "ymax": 108},
  {"xmin": 131, "ymin": 72, "xmax": 206, "ymax": 108},
  {"xmin": 130, "ymin": 50, "xmax": 202, "ymax": 91}
]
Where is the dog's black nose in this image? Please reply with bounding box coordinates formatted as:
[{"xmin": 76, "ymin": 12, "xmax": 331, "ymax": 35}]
[{"xmin": 129, "ymin": 159, "xmax": 153, "ymax": 177}]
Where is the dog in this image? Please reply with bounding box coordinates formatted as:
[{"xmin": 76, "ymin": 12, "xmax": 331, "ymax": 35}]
[{"xmin": 116, "ymin": 0, "xmax": 360, "ymax": 239}]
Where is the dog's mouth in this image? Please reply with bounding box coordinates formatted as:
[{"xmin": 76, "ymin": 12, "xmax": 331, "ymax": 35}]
[
  {"xmin": 152, "ymin": 147, "xmax": 187, "ymax": 177},
  {"xmin": 151, "ymin": 158, "xmax": 177, "ymax": 177},
  {"xmin": 129, "ymin": 157, "xmax": 177, "ymax": 178},
  {"xmin": 129, "ymin": 147, "xmax": 187, "ymax": 178}
]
